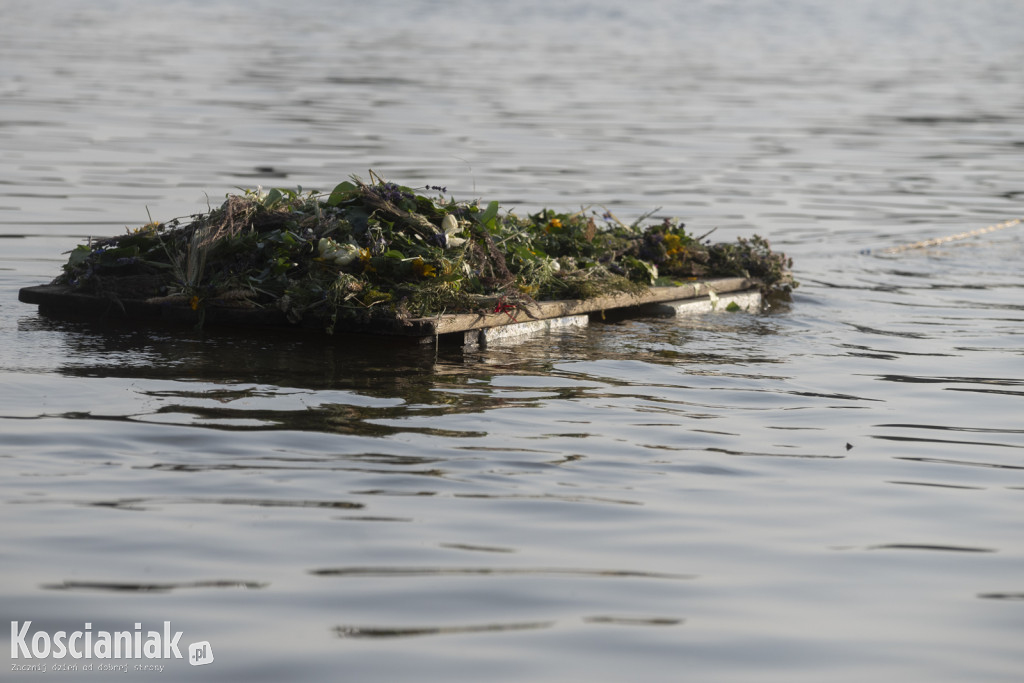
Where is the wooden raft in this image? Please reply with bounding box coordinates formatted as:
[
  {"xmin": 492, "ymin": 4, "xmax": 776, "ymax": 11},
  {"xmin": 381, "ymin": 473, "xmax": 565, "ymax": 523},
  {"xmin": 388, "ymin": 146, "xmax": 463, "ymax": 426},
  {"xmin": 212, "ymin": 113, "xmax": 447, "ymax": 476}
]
[{"xmin": 19, "ymin": 277, "xmax": 760, "ymax": 346}]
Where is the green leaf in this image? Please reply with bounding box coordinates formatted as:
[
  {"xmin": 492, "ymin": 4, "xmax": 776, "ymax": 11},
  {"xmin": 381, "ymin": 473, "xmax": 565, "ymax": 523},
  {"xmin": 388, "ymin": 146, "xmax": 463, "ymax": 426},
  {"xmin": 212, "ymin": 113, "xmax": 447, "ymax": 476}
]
[
  {"xmin": 327, "ymin": 181, "xmax": 358, "ymax": 206},
  {"xmin": 478, "ymin": 200, "xmax": 499, "ymax": 227},
  {"xmin": 263, "ymin": 188, "xmax": 283, "ymax": 209},
  {"xmin": 514, "ymin": 245, "xmax": 541, "ymax": 262},
  {"xmin": 383, "ymin": 249, "xmax": 405, "ymax": 260},
  {"xmin": 725, "ymin": 301, "xmax": 741, "ymax": 312},
  {"xmin": 66, "ymin": 245, "xmax": 92, "ymax": 268}
]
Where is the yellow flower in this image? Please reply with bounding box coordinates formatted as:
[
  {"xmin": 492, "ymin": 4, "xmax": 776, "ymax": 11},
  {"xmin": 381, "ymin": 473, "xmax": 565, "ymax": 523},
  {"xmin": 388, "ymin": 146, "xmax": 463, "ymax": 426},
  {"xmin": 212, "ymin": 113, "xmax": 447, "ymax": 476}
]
[
  {"xmin": 189, "ymin": 295, "xmax": 200, "ymax": 311},
  {"xmin": 412, "ymin": 257, "xmax": 436, "ymax": 278},
  {"xmin": 359, "ymin": 248, "xmax": 376, "ymax": 273},
  {"xmin": 518, "ymin": 283, "xmax": 539, "ymax": 296},
  {"xmin": 545, "ymin": 218, "xmax": 563, "ymax": 233}
]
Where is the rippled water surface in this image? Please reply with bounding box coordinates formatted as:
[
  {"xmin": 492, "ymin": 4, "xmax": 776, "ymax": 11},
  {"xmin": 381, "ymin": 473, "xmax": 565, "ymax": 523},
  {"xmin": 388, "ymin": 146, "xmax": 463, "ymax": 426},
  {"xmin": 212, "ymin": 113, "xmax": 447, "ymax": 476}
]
[{"xmin": 2, "ymin": 1, "xmax": 1023, "ymax": 681}]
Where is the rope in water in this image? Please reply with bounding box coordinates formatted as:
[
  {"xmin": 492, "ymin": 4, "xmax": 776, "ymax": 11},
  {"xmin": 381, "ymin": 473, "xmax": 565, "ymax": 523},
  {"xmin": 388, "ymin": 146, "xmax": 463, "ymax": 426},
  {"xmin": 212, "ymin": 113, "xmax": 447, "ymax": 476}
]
[{"xmin": 867, "ymin": 217, "xmax": 1023, "ymax": 255}]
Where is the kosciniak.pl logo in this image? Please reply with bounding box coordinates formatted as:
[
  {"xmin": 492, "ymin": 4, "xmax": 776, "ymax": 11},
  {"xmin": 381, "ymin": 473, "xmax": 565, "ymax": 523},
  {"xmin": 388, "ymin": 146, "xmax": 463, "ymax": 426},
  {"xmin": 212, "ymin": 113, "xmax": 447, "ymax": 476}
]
[{"xmin": 11, "ymin": 621, "xmax": 213, "ymax": 667}]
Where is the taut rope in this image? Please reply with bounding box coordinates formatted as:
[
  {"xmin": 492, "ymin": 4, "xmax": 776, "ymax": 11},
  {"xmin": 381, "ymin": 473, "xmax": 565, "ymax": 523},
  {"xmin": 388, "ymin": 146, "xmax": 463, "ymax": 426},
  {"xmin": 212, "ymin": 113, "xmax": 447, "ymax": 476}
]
[{"xmin": 871, "ymin": 217, "xmax": 1023, "ymax": 255}]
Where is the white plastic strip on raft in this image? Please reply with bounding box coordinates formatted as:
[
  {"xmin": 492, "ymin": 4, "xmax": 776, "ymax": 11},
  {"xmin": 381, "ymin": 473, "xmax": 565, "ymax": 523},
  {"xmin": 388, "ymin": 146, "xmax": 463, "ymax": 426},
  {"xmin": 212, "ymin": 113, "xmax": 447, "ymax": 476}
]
[
  {"xmin": 478, "ymin": 314, "xmax": 590, "ymax": 347},
  {"xmin": 643, "ymin": 289, "xmax": 762, "ymax": 317}
]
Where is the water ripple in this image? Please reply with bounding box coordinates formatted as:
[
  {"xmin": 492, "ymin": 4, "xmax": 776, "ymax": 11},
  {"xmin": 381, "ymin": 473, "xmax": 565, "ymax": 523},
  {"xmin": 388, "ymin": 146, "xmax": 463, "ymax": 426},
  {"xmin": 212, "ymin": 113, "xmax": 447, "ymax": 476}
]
[
  {"xmin": 42, "ymin": 580, "xmax": 268, "ymax": 593},
  {"xmin": 868, "ymin": 544, "xmax": 996, "ymax": 553},
  {"xmin": 334, "ymin": 621, "xmax": 554, "ymax": 639},
  {"xmin": 311, "ymin": 566, "xmax": 693, "ymax": 580}
]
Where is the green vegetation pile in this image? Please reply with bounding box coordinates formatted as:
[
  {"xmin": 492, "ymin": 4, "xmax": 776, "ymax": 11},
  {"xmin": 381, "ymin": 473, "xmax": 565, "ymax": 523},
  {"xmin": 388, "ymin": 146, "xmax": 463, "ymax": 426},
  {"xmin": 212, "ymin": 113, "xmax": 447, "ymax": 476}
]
[{"xmin": 54, "ymin": 175, "xmax": 795, "ymax": 330}]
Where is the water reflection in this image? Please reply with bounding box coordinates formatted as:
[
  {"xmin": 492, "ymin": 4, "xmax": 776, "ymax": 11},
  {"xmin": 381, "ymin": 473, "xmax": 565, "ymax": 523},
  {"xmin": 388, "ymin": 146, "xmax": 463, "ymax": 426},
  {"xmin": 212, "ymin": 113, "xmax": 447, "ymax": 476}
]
[{"xmin": 12, "ymin": 301, "xmax": 810, "ymax": 443}]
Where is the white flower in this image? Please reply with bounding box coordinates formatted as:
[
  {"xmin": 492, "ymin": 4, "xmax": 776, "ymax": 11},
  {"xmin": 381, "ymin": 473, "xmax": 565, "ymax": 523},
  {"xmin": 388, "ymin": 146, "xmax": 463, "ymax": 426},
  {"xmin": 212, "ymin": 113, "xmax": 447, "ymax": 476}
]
[
  {"xmin": 440, "ymin": 213, "xmax": 466, "ymax": 248},
  {"xmin": 442, "ymin": 214, "xmax": 458, "ymax": 233},
  {"xmin": 333, "ymin": 244, "xmax": 359, "ymax": 266},
  {"xmin": 318, "ymin": 237, "xmax": 359, "ymax": 266}
]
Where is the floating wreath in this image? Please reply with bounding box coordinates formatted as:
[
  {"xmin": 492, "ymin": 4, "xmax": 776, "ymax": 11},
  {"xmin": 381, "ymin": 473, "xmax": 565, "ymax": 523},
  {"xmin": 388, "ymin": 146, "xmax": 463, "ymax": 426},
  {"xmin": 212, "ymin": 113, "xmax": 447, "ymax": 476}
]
[{"xmin": 55, "ymin": 173, "xmax": 795, "ymax": 330}]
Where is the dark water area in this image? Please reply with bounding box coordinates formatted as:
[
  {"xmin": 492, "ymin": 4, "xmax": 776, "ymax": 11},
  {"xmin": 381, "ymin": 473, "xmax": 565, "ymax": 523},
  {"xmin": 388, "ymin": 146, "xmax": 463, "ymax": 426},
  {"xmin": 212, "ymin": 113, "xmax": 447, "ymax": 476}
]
[{"xmin": 2, "ymin": 1, "xmax": 1023, "ymax": 681}]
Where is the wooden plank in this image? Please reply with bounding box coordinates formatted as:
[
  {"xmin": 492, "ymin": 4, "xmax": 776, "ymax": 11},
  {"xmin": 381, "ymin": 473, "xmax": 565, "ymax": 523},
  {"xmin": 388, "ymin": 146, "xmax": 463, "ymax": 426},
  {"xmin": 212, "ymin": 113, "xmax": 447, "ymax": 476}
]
[{"xmin": 412, "ymin": 277, "xmax": 754, "ymax": 335}]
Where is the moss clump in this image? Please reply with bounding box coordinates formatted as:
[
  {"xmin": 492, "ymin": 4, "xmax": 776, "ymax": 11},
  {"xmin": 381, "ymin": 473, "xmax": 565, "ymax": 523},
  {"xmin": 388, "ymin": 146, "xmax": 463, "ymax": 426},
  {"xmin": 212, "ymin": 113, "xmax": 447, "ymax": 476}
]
[{"xmin": 55, "ymin": 175, "xmax": 795, "ymax": 330}]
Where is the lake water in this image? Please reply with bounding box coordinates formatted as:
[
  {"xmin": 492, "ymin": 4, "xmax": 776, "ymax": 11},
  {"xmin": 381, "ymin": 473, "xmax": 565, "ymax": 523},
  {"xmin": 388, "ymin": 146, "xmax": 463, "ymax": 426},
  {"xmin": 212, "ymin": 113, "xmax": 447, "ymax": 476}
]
[{"xmin": 2, "ymin": 0, "xmax": 1022, "ymax": 680}]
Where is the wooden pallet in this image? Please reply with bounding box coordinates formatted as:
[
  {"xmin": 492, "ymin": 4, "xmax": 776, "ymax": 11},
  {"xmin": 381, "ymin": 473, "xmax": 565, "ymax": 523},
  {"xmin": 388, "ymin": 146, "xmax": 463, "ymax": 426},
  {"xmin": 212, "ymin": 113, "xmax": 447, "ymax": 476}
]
[{"xmin": 19, "ymin": 277, "xmax": 761, "ymax": 346}]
